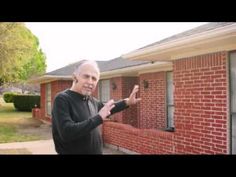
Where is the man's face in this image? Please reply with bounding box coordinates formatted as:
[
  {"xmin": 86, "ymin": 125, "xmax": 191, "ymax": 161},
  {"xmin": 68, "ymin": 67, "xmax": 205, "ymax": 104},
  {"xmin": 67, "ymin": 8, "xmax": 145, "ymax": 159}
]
[{"xmin": 74, "ymin": 63, "xmax": 99, "ymax": 96}]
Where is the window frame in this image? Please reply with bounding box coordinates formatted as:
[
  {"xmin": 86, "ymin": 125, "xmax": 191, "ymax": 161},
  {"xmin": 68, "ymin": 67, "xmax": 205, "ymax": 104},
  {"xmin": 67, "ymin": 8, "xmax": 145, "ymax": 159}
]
[
  {"xmin": 229, "ymin": 51, "xmax": 236, "ymax": 154},
  {"xmin": 98, "ymin": 79, "xmax": 110, "ymax": 103},
  {"xmin": 166, "ymin": 71, "xmax": 175, "ymax": 132},
  {"xmin": 45, "ymin": 83, "xmax": 51, "ymax": 117}
]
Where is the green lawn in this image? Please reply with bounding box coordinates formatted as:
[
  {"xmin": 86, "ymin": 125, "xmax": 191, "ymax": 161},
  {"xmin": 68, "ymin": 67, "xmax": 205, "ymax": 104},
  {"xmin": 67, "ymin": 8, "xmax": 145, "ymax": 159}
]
[
  {"xmin": 0, "ymin": 125, "xmax": 40, "ymax": 143},
  {"xmin": 0, "ymin": 102, "xmax": 32, "ymax": 119},
  {"xmin": 0, "ymin": 96, "xmax": 42, "ymax": 143}
]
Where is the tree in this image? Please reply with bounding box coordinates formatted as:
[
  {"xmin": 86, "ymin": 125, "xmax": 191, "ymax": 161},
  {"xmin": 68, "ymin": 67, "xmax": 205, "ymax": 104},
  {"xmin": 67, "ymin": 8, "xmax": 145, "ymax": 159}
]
[
  {"xmin": 18, "ymin": 41, "xmax": 47, "ymax": 81},
  {"xmin": 0, "ymin": 22, "xmax": 46, "ymax": 85}
]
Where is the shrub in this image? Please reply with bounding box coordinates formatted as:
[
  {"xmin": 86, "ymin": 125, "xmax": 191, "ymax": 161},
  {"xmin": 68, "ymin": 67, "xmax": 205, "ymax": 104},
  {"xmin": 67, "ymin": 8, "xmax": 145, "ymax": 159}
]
[
  {"xmin": 13, "ymin": 95, "xmax": 40, "ymax": 112},
  {"xmin": 3, "ymin": 92, "xmax": 17, "ymax": 103}
]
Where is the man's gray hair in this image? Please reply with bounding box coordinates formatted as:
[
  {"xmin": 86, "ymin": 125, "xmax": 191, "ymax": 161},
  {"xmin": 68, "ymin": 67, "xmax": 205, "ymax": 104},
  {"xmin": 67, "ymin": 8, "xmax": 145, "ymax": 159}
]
[{"xmin": 74, "ymin": 60, "xmax": 100, "ymax": 74}]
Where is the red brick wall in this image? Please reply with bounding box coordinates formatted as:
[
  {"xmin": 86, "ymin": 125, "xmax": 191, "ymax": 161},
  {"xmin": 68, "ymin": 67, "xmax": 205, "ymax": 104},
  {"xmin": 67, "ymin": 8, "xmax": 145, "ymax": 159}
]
[
  {"xmin": 110, "ymin": 77, "xmax": 123, "ymax": 123},
  {"xmin": 37, "ymin": 80, "xmax": 72, "ymax": 121},
  {"xmin": 122, "ymin": 77, "xmax": 139, "ymax": 127},
  {"xmin": 139, "ymin": 72, "xmax": 166, "ymax": 129},
  {"xmin": 103, "ymin": 51, "xmax": 229, "ymax": 154},
  {"xmin": 51, "ymin": 80, "xmax": 72, "ymax": 107},
  {"xmin": 103, "ymin": 121, "xmax": 175, "ymax": 154},
  {"xmin": 109, "ymin": 77, "xmax": 139, "ymax": 127},
  {"xmin": 173, "ymin": 51, "xmax": 228, "ymax": 154}
]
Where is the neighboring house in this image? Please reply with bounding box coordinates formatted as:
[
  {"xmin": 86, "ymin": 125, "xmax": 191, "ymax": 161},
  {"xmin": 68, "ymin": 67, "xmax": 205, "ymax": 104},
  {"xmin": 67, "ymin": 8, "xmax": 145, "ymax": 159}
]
[{"xmin": 30, "ymin": 22, "xmax": 236, "ymax": 154}]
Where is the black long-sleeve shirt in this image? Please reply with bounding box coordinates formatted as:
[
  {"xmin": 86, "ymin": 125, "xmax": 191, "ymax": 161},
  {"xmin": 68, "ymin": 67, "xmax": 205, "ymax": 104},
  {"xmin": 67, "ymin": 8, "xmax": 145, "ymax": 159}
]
[{"xmin": 52, "ymin": 89, "xmax": 128, "ymax": 154}]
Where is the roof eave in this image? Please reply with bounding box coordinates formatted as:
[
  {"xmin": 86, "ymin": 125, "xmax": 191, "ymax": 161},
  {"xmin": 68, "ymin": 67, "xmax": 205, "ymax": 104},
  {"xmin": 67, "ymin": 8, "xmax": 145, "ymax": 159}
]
[
  {"xmin": 28, "ymin": 62, "xmax": 173, "ymax": 84},
  {"xmin": 28, "ymin": 75, "xmax": 72, "ymax": 84},
  {"xmin": 100, "ymin": 61, "xmax": 172, "ymax": 79},
  {"xmin": 122, "ymin": 23, "xmax": 236, "ymax": 61}
]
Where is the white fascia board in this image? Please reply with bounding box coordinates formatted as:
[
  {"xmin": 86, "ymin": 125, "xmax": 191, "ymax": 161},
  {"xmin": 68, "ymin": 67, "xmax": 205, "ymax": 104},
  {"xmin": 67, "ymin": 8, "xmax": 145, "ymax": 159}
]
[
  {"xmin": 100, "ymin": 62, "xmax": 172, "ymax": 79},
  {"xmin": 28, "ymin": 75, "xmax": 72, "ymax": 84}
]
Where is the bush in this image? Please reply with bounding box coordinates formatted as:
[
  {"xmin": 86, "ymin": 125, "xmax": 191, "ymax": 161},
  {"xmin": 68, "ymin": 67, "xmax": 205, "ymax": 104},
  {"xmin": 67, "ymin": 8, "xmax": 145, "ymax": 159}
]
[
  {"xmin": 13, "ymin": 95, "xmax": 40, "ymax": 112},
  {"xmin": 3, "ymin": 92, "xmax": 17, "ymax": 103}
]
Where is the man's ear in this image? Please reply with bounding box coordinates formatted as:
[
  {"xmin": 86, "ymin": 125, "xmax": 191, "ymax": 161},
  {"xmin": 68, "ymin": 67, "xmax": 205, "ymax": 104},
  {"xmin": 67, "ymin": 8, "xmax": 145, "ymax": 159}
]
[{"xmin": 73, "ymin": 74, "xmax": 78, "ymax": 83}]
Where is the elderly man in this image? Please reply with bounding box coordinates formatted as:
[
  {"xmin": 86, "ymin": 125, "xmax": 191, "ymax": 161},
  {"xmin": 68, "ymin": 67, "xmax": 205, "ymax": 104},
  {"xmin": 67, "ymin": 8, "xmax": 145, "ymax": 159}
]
[{"xmin": 52, "ymin": 60, "xmax": 141, "ymax": 154}]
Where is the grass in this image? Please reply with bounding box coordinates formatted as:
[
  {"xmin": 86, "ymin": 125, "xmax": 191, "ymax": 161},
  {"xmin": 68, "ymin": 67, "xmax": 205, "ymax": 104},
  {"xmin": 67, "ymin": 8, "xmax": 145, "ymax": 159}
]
[
  {"xmin": 0, "ymin": 96, "xmax": 42, "ymax": 143},
  {"xmin": 0, "ymin": 125, "xmax": 39, "ymax": 143}
]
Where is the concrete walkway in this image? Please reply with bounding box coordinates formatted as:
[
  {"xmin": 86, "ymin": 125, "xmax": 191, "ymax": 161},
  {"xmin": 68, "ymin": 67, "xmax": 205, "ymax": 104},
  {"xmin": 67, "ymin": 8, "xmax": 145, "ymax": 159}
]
[
  {"xmin": 0, "ymin": 139, "xmax": 56, "ymax": 154},
  {"xmin": 0, "ymin": 139, "xmax": 126, "ymax": 154}
]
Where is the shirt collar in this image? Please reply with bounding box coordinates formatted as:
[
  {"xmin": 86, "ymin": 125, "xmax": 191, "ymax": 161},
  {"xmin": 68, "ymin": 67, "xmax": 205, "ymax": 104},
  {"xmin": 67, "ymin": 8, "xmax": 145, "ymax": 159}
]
[{"xmin": 67, "ymin": 89, "xmax": 91, "ymax": 101}]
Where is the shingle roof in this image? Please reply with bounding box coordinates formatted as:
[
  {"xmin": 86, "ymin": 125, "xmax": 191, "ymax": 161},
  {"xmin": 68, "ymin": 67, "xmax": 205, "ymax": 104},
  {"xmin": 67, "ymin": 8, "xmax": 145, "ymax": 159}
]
[
  {"xmin": 46, "ymin": 57, "xmax": 150, "ymax": 76},
  {"xmin": 98, "ymin": 57, "xmax": 149, "ymax": 72},
  {"xmin": 45, "ymin": 61, "xmax": 87, "ymax": 76},
  {"xmin": 138, "ymin": 22, "xmax": 235, "ymax": 50}
]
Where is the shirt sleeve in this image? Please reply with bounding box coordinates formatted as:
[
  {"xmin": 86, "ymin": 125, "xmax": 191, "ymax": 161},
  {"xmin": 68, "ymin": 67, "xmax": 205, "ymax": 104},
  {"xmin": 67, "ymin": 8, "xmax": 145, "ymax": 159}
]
[
  {"xmin": 52, "ymin": 94, "xmax": 103, "ymax": 143},
  {"xmin": 97, "ymin": 99, "xmax": 129, "ymax": 115},
  {"xmin": 111, "ymin": 100, "xmax": 129, "ymax": 114}
]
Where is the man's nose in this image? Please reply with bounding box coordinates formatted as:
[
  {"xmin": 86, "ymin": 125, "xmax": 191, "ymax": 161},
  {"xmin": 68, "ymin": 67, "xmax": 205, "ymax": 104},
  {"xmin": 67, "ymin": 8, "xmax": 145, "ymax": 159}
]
[{"xmin": 87, "ymin": 77, "xmax": 93, "ymax": 84}]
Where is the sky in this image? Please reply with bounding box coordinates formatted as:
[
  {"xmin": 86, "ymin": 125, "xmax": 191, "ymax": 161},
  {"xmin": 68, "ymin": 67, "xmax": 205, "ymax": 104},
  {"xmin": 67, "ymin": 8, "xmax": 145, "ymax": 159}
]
[{"xmin": 25, "ymin": 22, "xmax": 207, "ymax": 72}]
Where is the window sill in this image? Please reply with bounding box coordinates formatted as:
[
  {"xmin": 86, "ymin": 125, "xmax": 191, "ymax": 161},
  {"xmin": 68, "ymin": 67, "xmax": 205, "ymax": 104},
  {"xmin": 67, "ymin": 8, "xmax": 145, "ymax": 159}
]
[{"xmin": 164, "ymin": 127, "xmax": 175, "ymax": 132}]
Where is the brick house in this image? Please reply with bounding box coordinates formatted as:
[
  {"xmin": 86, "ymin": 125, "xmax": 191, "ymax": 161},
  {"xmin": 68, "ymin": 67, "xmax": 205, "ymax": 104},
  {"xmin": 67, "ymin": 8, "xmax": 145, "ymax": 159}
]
[{"xmin": 30, "ymin": 22, "xmax": 236, "ymax": 154}]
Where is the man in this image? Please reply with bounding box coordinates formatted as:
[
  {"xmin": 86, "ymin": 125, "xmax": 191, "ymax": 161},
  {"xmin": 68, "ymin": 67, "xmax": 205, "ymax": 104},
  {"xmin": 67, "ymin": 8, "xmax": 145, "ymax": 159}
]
[{"xmin": 52, "ymin": 60, "xmax": 141, "ymax": 154}]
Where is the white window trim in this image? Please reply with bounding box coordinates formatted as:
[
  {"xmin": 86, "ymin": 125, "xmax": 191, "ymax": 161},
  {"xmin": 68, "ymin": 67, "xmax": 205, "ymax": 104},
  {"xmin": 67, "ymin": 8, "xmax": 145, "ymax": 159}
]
[
  {"xmin": 99, "ymin": 80, "xmax": 110, "ymax": 103},
  {"xmin": 45, "ymin": 83, "xmax": 51, "ymax": 116},
  {"xmin": 166, "ymin": 71, "xmax": 175, "ymax": 131}
]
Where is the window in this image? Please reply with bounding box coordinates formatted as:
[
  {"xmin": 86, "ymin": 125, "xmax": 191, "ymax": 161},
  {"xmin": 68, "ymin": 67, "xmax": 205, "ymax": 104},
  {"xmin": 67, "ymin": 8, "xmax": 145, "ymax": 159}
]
[
  {"xmin": 230, "ymin": 52, "xmax": 236, "ymax": 154},
  {"xmin": 45, "ymin": 83, "xmax": 51, "ymax": 116},
  {"xmin": 166, "ymin": 71, "xmax": 174, "ymax": 130},
  {"xmin": 99, "ymin": 80, "xmax": 110, "ymax": 103}
]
